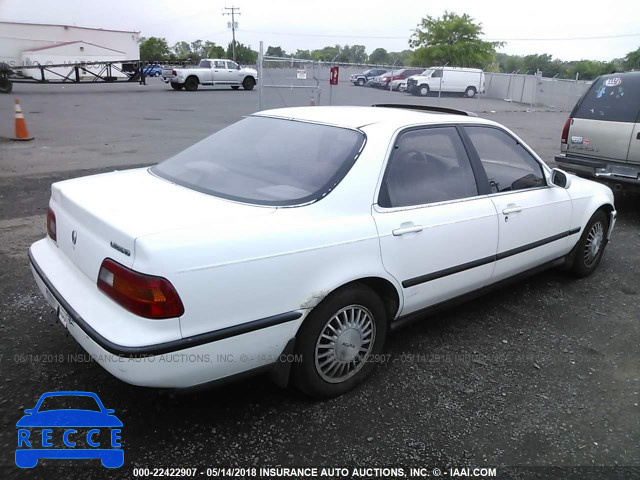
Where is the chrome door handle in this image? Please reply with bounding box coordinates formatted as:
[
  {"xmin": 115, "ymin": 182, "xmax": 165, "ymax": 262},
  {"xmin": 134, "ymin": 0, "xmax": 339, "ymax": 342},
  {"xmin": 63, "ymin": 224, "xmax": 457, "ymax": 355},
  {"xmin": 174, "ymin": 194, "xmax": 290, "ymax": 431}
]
[
  {"xmin": 392, "ymin": 225, "xmax": 424, "ymax": 236},
  {"xmin": 502, "ymin": 205, "xmax": 522, "ymax": 214}
]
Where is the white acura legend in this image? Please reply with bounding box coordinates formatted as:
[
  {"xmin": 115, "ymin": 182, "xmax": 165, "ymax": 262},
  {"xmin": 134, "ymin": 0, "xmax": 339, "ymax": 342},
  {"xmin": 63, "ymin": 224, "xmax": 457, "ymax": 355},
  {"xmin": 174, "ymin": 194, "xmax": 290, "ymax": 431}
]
[{"xmin": 29, "ymin": 105, "xmax": 616, "ymax": 397}]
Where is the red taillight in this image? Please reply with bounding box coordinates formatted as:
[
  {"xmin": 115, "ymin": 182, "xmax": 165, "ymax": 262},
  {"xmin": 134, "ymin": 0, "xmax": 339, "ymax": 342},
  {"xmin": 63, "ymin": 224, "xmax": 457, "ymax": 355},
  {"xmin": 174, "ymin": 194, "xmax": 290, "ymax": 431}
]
[
  {"xmin": 171, "ymin": 69, "xmax": 177, "ymax": 76},
  {"xmin": 97, "ymin": 259, "xmax": 184, "ymax": 319},
  {"xmin": 47, "ymin": 207, "xmax": 57, "ymax": 242},
  {"xmin": 561, "ymin": 117, "xmax": 572, "ymax": 144}
]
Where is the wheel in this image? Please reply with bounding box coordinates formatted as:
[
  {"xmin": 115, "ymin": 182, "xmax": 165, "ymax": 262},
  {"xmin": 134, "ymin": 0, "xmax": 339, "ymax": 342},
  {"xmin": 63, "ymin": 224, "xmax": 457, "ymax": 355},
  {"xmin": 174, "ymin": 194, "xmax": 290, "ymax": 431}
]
[
  {"xmin": 418, "ymin": 84, "xmax": 429, "ymax": 96},
  {"xmin": 464, "ymin": 86, "xmax": 477, "ymax": 98},
  {"xmin": 184, "ymin": 76, "xmax": 199, "ymax": 91},
  {"xmin": 231, "ymin": 86, "xmax": 240, "ymax": 90},
  {"xmin": 242, "ymin": 76, "xmax": 256, "ymax": 90},
  {"xmin": 569, "ymin": 210, "xmax": 609, "ymax": 277},
  {"xmin": 154, "ymin": 71, "xmax": 161, "ymax": 77},
  {"xmin": 291, "ymin": 284, "xmax": 387, "ymax": 398},
  {"xmin": 0, "ymin": 77, "xmax": 12, "ymax": 94},
  {"xmin": 356, "ymin": 78, "xmax": 365, "ymax": 86}
]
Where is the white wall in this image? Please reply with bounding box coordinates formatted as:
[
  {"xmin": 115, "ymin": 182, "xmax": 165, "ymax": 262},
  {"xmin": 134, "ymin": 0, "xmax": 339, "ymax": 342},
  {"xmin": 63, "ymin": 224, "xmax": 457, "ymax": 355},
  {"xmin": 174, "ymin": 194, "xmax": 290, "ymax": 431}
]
[
  {"xmin": 21, "ymin": 42, "xmax": 127, "ymax": 79},
  {"xmin": 0, "ymin": 21, "xmax": 139, "ymax": 67}
]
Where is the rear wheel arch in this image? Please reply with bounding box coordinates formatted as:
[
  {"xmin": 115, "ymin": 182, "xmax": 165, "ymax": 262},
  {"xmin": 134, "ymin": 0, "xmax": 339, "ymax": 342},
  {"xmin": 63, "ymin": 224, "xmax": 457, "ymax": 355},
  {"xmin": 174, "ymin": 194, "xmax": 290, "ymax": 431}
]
[{"xmin": 297, "ymin": 277, "xmax": 401, "ymax": 333}]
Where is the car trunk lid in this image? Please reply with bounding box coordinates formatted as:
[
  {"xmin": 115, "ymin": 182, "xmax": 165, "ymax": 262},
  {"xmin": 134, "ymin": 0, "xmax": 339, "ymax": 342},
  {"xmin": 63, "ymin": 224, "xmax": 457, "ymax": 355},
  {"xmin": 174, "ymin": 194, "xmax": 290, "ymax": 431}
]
[{"xmin": 49, "ymin": 168, "xmax": 275, "ymax": 282}]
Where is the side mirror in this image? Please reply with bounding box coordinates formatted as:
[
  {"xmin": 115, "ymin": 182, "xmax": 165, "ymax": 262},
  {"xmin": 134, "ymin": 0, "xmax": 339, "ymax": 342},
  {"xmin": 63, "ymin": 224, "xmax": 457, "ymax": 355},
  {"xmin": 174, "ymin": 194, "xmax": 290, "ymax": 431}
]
[
  {"xmin": 551, "ymin": 168, "xmax": 571, "ymax": 189},
  {"xmin": 24, "ymin": 409, "xmax": 35, "ymax": 415}
]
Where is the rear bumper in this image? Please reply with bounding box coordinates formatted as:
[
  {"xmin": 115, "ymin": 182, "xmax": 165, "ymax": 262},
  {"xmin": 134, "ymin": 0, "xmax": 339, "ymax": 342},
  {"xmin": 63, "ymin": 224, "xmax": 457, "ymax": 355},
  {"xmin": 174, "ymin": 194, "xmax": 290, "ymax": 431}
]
[
  {"xmin": 28, "ymin": 240, "xmax": 302, "ymax": 388},
  {"xmin": 555, "ymin": 154, "xmax": 640, "ymax": 192}
]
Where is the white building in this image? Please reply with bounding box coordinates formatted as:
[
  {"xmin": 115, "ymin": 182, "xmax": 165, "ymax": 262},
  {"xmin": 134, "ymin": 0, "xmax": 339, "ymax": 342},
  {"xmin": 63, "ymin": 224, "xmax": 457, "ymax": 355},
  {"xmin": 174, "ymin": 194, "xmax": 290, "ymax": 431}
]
[{"xmin": 0, "ymin": 21, "xmax": 140, "ymax": 79}]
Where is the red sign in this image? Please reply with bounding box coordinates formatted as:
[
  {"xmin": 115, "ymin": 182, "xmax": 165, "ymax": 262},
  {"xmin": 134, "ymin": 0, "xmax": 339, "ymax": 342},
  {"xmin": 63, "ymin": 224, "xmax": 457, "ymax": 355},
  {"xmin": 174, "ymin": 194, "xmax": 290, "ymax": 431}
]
[{"xmin": 330, "ymin": 66, "xmax": 339, "ymax": 86}]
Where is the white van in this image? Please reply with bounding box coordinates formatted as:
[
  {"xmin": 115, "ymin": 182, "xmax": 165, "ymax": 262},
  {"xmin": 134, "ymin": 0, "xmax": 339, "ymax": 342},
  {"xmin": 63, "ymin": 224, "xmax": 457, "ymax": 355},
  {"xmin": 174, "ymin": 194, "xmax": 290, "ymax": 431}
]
[{"xmin": 406, "ymin": 67, "xmax": 485, "ymax": 98}]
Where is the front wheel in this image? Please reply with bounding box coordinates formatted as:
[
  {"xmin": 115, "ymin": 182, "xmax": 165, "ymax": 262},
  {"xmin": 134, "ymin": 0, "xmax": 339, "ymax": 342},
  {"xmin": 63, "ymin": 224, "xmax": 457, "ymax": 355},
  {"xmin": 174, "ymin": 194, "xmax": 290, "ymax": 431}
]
[
  {"xmin": 569, "ymin": 210, "xmax": 609, "ymax": 277},
  {"xmin": 170, "ymin": 82, "xmax": 183, "ymax": 91},
  {"xmin": 242, "ymin": 76, "xmax": 256, "ymax": 90},
  {"xmin": 356, "ymin": 78, "xmax": 365, "ymax": 86},
  {"xmin": 292, "ymin": 285, "xmax": 387, "ymax": 398},
  {"xmin": 418, "ymin": 84, "xmax": 429, "ymax": 96}
]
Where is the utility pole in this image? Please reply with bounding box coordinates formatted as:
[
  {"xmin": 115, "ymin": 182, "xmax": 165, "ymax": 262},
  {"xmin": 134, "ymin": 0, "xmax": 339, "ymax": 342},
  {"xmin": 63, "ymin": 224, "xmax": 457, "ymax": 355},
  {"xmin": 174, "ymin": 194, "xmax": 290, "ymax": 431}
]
[{"xmin": 223, "ymin": 6, "xmax": 241, "ymax": 61}]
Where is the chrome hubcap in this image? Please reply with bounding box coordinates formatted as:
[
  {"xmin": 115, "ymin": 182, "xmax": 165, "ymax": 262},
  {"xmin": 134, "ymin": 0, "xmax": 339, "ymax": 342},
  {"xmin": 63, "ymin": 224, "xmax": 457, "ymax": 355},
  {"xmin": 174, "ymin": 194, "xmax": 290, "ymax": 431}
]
[
  {"xmin": 314, "ymin": 305, "xmax": 375, "ymax": 384},
  {"xmin": 584, "ymin": 221, "xmax": 604, "ymax": 267}
]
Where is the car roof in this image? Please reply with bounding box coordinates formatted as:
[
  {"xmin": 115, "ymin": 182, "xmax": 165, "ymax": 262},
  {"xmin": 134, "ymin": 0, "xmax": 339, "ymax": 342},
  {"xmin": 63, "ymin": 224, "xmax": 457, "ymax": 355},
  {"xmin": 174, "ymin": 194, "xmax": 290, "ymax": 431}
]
[{"xmin": 254, "ymin": 106, "xmax": 495, "ymax": 130}]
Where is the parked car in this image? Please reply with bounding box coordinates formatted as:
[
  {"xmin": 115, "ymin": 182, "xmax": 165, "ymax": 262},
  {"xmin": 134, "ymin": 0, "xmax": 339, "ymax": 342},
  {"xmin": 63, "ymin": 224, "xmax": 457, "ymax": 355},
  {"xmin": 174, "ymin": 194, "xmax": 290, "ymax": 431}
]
[
  {"xmin": 141, "ymin": 64, "xmax": 163, "ymax": 77},
  {"xmin": 370, "ymin": 68, "xmax": 426, "ymax": 89},
  {"xmin": 29, "ymin": 105, "xmax": 616, "ymax": 398},
  {"xmin": 389, "ymin": 79, "xmax": 407, "ymax": 92},
  {"xmin": 350, "ymin": 68, "xmax": 387, "ymax": 86},
  {"xmin": 554, "ymin": 71, "xmax": 640, "ymax": 193},
  {"xmin": 406, "ymin": 67, "xmax": 485, "ymax": 97},
  {"xmin": 161, "ymin": 58, "xmax": 258, "ymax": 91}
]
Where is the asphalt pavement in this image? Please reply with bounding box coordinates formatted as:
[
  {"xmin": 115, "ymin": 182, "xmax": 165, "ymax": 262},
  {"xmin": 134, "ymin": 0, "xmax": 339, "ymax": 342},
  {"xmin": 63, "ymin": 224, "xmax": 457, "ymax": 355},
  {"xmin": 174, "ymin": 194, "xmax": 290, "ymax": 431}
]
[{"xmin": 0, "ymin": 77, "xmax": 638, "ymax": 480}]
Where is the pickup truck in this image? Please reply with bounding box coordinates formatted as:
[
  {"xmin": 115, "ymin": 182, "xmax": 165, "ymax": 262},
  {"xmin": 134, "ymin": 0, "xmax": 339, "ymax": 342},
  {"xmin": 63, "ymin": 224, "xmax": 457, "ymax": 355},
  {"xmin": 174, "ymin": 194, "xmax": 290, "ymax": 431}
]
[{"xmin": 162, "ymin": 59, "xmax": 258, "ymax": 91}]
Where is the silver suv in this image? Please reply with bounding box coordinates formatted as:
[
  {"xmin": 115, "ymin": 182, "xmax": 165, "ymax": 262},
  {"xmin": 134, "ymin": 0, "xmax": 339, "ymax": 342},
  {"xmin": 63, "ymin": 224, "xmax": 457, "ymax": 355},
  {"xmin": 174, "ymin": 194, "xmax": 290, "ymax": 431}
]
[{"xmin": 555, "ymin": 71, "xmax": 640, "ymax": 192}]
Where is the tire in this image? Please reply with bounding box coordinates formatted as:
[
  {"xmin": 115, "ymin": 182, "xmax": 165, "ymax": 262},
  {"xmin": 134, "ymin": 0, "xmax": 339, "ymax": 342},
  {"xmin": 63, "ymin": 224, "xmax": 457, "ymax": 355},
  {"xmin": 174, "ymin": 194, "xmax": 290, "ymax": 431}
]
[
  {"xmin": 291, "ymin": 284, "xmax": 387, "ymax": 398},
  {"xmin": 418, "ymin": 84, "xmax": 429, "ymax": 96},
  {"xmin": 154, "ymin": 71, "xmax": 161, "ymax": 77},
  {"xmin": 356, "ymin": 78, "xmax": 365, "ymax": 86},
  {"xmin": 0, "ymin": 77, "xmax": 12, "ymax": 94},
  {"xmin": 464, "ymin": 86, "xmax": 477, "ymax": 98},
  {"xmin": 231, "ymin": 85, "xmax": 240, "ymax": 90},
  {"xmin": 184, "ymin": 76, "xmax": 199, "ymax": 91},
  {"xmin": 242, "ymin": 76, "xmax": 256, "ymax": 90},
  {"xmin": 170, "ymin": 82, "xmax": 183, "ymax": 91},
  {"xmin": 569, "ymin": 210, "xmax": 609, "ymax": 277}
]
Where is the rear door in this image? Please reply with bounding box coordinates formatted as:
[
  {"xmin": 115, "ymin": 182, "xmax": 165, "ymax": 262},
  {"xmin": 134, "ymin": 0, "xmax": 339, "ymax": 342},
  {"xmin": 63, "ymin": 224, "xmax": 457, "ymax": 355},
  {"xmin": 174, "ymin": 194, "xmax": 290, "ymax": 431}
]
[
  {"xmin": 567, "ymin": 74, "xmax": 640, "ymax": 163},
  {"xmin": 462, "ymin": 126, "xmax": 573, "ymax": 282}
]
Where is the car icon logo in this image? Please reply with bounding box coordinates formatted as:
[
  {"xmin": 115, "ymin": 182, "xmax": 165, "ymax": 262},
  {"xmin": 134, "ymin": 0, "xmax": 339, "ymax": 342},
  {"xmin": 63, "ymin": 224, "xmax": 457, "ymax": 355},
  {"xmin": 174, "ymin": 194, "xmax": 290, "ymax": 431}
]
[{"xmin": 15, "ymin": 391, "xmax": 123, "ymax": 468}]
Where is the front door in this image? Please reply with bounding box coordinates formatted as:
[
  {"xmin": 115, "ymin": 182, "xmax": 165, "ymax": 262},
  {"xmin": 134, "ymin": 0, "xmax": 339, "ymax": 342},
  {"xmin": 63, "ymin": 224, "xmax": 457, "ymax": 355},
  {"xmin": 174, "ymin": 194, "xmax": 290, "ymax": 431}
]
[{"xmin": 462, "ymin": 125, "xmax": 573, "ymax": 282}]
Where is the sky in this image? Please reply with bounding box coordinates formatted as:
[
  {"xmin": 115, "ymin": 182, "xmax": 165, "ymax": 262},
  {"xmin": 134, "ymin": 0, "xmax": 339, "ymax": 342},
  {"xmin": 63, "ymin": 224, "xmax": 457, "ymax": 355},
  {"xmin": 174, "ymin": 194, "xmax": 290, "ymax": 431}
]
[{"xmin": 1, "ymin": 0, "xmax": 639, "ymax": 61}]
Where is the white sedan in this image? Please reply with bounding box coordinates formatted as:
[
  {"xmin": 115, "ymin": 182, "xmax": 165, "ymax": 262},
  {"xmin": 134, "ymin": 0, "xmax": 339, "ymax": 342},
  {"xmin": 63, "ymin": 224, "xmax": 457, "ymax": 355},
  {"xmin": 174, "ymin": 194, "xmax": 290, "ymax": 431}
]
[{"xmin": 29, "ymin": 105, "xmax": 617, "ymax": 398}]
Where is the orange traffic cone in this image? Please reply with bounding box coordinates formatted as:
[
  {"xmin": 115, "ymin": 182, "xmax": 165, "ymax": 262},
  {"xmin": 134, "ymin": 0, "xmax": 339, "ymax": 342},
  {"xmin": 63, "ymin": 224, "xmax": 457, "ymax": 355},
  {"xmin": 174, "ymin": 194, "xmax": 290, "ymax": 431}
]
[{"xmin": 13, "ymin": 99, "xmax": 34, "ymax": 141}]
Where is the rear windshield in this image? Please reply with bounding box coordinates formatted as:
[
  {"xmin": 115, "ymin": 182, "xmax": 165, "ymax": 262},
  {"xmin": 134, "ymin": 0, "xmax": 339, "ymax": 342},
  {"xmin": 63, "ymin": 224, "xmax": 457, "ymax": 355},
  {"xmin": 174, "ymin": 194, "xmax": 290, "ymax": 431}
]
[
  {"xmin": 152, "ymin": 116, "xmax": 365, "ymax": 206},
  {"xmin": 573, "ymin": 73, "xmax": 640, "ymax": 123}
]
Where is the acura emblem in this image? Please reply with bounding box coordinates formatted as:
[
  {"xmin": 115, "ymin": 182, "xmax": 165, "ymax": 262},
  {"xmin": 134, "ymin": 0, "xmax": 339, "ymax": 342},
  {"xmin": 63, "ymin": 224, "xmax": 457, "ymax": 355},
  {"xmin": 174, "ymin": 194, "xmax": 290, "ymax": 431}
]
[{"xmin": 71, "ymin": 230, "xmax": 77, "ymax": 245}]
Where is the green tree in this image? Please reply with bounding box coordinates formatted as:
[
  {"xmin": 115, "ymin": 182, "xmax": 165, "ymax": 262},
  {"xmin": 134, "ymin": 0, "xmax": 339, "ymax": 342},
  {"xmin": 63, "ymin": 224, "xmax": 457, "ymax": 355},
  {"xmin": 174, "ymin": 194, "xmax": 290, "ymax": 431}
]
[
  {"xmin": 206, "ymin": 43, "xmax": 226, "ymax": 58},
  {"xmin": 227, "ymin": 41, "xmax": 257, "ymax": 64},
  {"xmin": 294, "ymin": 49, "xmax": 312, "ymax": 60},
  {"xmin": 496, "ymin": 53, "xmax": 524, "ymax": 73},
  {"xmin": 566, "ymin": 60, "xmax": 615, "ymax": 80},
  {"xmin": 389, "ymin": 50, "xmax": 413, "ymax": 66},
  {"xmin": 409, "ymin": 11, "xmax": 502, "ymax": 68},
  {"xmin": 343, "ymin": 45, "xmax": 367, "ymax": 64},
  {"xmin": 139, "ymin": 37, "xmax": 170, "ymax": 61},
  {"xmin": 172, "ymin": 41, "xmax": 192, "ymax": 59},
  {"xmin": 266, "ymin": 46, "xmax": 287, "ymax": 57},
  {"xmin": 623, "ymin": 46, "xmax": 640, "ymax": 70},
  {"xmin": 369, "ymin": 48, "xmax": 391, "ymax": 65},
  {"xmin": 311, "ymin": 45, "xmax": 341, "ymax": 62}
]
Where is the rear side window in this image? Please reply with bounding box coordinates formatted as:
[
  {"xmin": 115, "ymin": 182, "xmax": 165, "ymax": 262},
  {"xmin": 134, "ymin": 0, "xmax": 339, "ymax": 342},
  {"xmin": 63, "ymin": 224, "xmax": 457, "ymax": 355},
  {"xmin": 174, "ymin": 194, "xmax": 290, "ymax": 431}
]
[
  {"xmin": 573, "ymin": 74, "xmax": 640, "ymax": 123},
  {"xmin": 464, "ymin": 126, "xmax": 546, "ymax": 193},
  {"xmin": 379, "ymin": 127, "xmax": 478, "ymax": 208}
]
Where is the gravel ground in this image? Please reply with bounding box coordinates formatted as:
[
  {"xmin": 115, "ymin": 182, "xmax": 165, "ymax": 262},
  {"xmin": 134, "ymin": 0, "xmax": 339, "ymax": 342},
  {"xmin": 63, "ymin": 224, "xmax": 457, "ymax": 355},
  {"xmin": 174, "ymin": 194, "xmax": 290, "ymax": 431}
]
[{"xmin": 0, "ymin": 80, "xmax": 638, "ymax": 480}]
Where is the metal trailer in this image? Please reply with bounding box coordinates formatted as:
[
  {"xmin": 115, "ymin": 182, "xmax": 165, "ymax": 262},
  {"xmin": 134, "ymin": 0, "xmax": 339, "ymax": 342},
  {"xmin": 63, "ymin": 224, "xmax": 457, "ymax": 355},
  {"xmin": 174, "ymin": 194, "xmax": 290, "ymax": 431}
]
[{"xmin": 0, "ymin": 59, "xmax": 194, "ymax": 93}]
